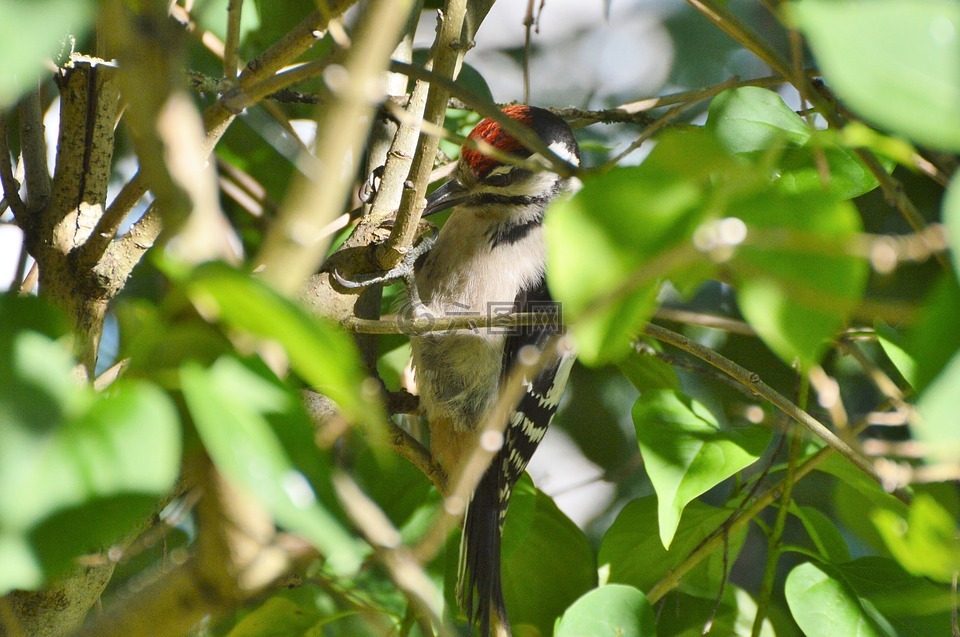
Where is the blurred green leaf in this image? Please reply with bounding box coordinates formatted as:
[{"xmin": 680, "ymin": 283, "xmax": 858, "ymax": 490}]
[
  {"xmin": 0, "ymin": 0, "xmax": 95, "ymax": 105},
  {"xmin": 915, "ymin": 348, "xmax": 960, "ymax": 463},
  {"xmin": 729, "ymin": 189, "xmax": 867, "ymax": 367},
  {"xmin": 502, "ymin": 477, "xmax": 597, "ymax": 635},
  {"xmin": 181, "ymin": 357, "xmax": 366, "ymax": 576},
  {"xmin": 546, "ymin": 130, "xmax": 728, "ymax": 364},
  {"xmin": 0, "ymin": 377, "xmax": 180, "ymax": 593},
  {"xmin": 599, "ymin": 496, "xmax": 747, "ymax": 598},
  {"xmin": 632, "ymin": 390, "xmax": 771, "ymax": 547},
  {"xmin": 225, "ymin": 596, "xmax": 320, "ymax": 637},
  {"xmin": 554, "ymin": 585, "xmax": 655, "ymax": 637},
  {"xmin": 872, "ymin": 493, "xmax": 960, "ymax": 584},
  {"xmin": 184, "ymin": 262, "xmax": 383, "ymax": 427},
  {"xmin": 793, "ymin": 0, "xmax": 960, "ymax": 152},
  {"xmin": 943, "ymin": 171, "xmax": 960, "ymax": 283},
  {"xmin": 785, "ymin": 562, "xmax": 897, "ymax": 637}
]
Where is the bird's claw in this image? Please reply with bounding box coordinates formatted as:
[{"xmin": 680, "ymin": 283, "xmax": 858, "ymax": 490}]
[{"xmin": 332, "ymin": 228, "xmax": 437, "ymax": 292}]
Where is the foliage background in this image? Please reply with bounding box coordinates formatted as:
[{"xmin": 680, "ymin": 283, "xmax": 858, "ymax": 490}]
[{"xmin": 1, "ymin": 1, "xmax": 959, "ymax": 636}]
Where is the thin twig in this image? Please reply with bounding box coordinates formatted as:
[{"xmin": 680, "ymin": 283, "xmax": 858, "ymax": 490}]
[
  {"xmin": 223, "ymin": 0, "xmax": 244, "ymax": 81},
  {"xmin": 375, "ymin": 0, "xmax": 472, "ymax": 271},
  {"xmin": 751, "ymin": 377, "xmax": 806, "ymax": 637},
  {"xmin": 80, "ymin": 1, "xmax": 359, "ymax": 267},
  {"xmin": 331, "ymin": 472, "xmax": 449, "ymax": 634}
]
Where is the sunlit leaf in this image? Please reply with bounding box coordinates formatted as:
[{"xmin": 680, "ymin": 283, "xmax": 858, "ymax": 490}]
[
  {"xmin": 181, "ymin": 357, "xmax": 366, "ymax": 576},
  {"xmin": 785, "ymin": 562, "xmax": 897, "ymax": 637},
  {"xmin": 872, "ymin": 493, "xmax": 960, "ymax": 584},
  {"xmin": 707, "ymin": 87, "xmax": 888, "ymax": 200},
  {"xmin": 793, "ymin": 0, "xmax": 960, "ymax": 152},
  {"xmin": 632, "ymin": 390, "xmax": 771, "ymax": 547},
  {"xmin": 184, "ymin": 262, "xmax": 383, "ymax": 427},
  {"xmin": 0, "ymin": 0, "xmax": 95, "ymax": 105},
  {"xmin": 707, "ymin": 86, "xmax": 810, "ymax": 156},
  {"xmin": 554, "ymin": 585, "xmax": 655, "ymax": 637},
  {"xmin": 943, "ymin": 171, "xmax": 960, "ymax": 284},
  {"xmin": 0, "ymin": 376, "xmax": 179, "ymax": 593},
  {"xmin": 875, "ymin": 321, "xmax": 916, "ymax": 388}
]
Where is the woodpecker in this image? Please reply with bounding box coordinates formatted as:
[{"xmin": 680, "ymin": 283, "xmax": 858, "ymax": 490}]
[{"xmin": 410, "ymin": 105, "xmax": 580, "ymax": 636}]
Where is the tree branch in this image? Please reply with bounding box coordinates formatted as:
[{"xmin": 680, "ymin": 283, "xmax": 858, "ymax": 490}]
[{"xmin": 254, "ymin": 0, "xmax": 416, "ymax": 296}]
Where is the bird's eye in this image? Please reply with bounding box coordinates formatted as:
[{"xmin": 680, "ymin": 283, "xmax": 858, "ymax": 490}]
[{"xmin": 485, "ymin": 171, "xmax": 512, "ymax": 187}]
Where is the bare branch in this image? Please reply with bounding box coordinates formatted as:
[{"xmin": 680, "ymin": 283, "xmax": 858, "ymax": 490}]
[
  {"xmin": 254, "ymin": 0, "xmax": 417, "ymax": 296},
  {"xmin": 223, "ymin": 0, "xmax": 244, "ymax": 81}
]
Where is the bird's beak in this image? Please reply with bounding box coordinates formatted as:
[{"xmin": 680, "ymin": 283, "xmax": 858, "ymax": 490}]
[{"xmin": 423, "ymin": 179, "xmax": 470, "ymax": 216}]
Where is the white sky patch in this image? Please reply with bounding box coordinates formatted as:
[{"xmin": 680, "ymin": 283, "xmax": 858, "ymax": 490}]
[{"xmin": 527, "ymin": 426, "xmax": 617, "ymax": 529}]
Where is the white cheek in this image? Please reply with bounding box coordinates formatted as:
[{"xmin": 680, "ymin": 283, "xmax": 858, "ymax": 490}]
[{"xmin": 548, "ymin": 140, "xmax": 580, "ymax": 166}]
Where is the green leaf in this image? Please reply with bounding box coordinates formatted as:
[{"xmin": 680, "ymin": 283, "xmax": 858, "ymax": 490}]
[
  {"xmin": 181, "ymin": 358, "xmax": 365, "ymax": 576},
  {"xmin": 546, "ymin": 129, "xmax": 726, "ymax": 364},
  {"xmin": 0, "ymin": 0, "xmax": 95, "ymax": 105},
  {"xmin": 502, "ymin": 477, "xmax": 597, "ymax": 635},
  {"xmin": 0, "ymin": 379, "xmax": 180, "ymax": 593},
  {"xmin": 875, "ymin": 321, "xmax": 916, "ymax": 388},
  {"xmin": 184, "ymin": 262, "xmax": 383, "ymax": 427},
  {"xmin": 554, "ymin": 585, "xmax": 655, "ymax": 637},
  {"xmin": 943, "ymin": 171, "xmax": 960, "ymax": 284},
  {"xmin": 655, "ymin": 586, "xmax": 776, "ymax": 637},
  {"xmin": 907, "ymin": 275, "xmax": 960, "ymax": 393},
  {"xmin": 872, "ymin": 493, "xmax": 960, "ymax": 584},
  {"xmin": 839, "ymin": 557, "xmax": 954, "ymax": 619},
  {"xmin": 729, "ymin": 189, "xmax": 868, "ymax": 367},
  {"xmin": 598, "ymin": 496, "xmax": 747, "ymax": 598},
  {"xmin": 707, "ymin": 86, "xmax": 810, "ymax": 156},
  {"xmin": 785, "ymin": 562, "xmax": 897, "ymax": 637},
  {"xmin": 777, "ymin": 141, "xmax": 884, "ymax": 201},
  {"xmin": 707, "ymin": 87, "xmax": 886, "ymax": 200},
  {"xmin": 632, "ymin": 390, "xmax": 771, "ymax": 547},
  {"xmin": 915, "ymin": 348, "xmax": 960, "ymax": 463},
  {"xmin": 225, "ymin": 596, "xmax": 321, "ymax": 637},
  {"xmin": 793, "ymin": 0, "xmax": 960, "ymax": 152},
  {"xmin": 791, "ymin": 504, "xmax": 851, "ymax": 564}
]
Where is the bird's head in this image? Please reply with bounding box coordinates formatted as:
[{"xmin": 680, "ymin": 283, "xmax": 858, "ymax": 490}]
[{"xmin": 423, "ymin": 105, "xmax": 580, "ymax": 217}]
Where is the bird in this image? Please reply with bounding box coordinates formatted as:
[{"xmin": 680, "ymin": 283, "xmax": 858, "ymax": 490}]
[{"xmin": 409, "ymin": 104, "xmax": 580, "ymax": 636}]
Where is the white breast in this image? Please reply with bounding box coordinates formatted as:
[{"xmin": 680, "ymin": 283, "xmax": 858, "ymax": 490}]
[{"xmin": 410, "ymin": 208, "xmax": 546, "ymax": 430}]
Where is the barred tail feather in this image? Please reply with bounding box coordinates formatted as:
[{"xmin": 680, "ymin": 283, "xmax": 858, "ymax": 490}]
[{"xmin": 457, "ymin": 464, "xmax": 510, "ymax": 637}]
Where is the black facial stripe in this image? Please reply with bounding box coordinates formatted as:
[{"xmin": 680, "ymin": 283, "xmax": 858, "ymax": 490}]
[
  {"xmin": 472, "ymin": 192, "xmax": 553, "ymax": 207},
  {"xmin": 487, "ymin": 218, "xmax": 540, "ymax": 248}
]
